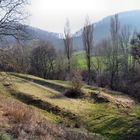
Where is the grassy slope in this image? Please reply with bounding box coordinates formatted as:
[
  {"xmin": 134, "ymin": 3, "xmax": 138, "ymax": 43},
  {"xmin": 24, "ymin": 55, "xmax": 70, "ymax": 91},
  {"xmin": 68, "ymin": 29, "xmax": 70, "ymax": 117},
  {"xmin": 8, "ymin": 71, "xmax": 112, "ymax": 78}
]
[
  {"xmin": 0, "ymin": 87, "xmax": 67, "ymax": 140},
  {"xmin": 6, "ymin": 73, "xmax": 140, "ymax": 140},
  {"xmin": 1, "ymin": 76, "xmax": 101, "ymax": 140}
]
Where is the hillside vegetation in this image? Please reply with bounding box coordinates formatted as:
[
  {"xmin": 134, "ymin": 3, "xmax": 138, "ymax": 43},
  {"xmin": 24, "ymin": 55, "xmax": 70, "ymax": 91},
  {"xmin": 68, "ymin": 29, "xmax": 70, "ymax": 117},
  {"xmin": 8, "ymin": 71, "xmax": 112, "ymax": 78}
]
[
  {"xmin": 0, "ymin": 1, "xmax": 140, "ymax": 140},
  {"xmin": 0, "ymin": 73, "xmax": 139, "ymax": 140}
]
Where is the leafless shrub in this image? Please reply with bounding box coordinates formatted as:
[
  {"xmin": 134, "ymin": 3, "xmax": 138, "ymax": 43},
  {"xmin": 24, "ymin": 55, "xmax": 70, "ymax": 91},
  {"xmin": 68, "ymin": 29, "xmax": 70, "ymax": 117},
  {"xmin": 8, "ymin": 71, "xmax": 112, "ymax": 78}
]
[
  {"xmin": 64, "ymin": 71, "xmax": 84, "ymax": 98},
  {"xmin": 71, "ymin": 71, "xmax": 83, "ymax": 91}
]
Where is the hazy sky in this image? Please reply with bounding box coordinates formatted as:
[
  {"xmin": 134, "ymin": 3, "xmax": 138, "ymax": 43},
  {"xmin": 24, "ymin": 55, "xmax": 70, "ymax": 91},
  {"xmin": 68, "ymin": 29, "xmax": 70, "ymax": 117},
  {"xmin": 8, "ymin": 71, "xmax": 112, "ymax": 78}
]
[{"xmin": 27, "ymin": 0, "xmax": 140, "ymax": 33}]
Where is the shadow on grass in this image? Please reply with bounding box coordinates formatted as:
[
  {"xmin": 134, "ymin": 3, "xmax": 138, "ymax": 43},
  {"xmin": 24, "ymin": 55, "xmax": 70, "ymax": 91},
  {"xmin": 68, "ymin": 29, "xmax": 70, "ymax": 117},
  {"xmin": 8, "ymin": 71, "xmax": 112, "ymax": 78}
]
[
  {"xmin": 50, "ymin": 94, "xmax": 66, "ymax": 99},
  {"xmin": 86, "ymin": 113, "xmax": 140, "ymax": 140},
  {"xmin": 7, "ymin": 87, "xmax": 81, "ymax": 127},
  {"xmin": 12, "ymin": 74, "xmax": 68, "ymax": 93}
]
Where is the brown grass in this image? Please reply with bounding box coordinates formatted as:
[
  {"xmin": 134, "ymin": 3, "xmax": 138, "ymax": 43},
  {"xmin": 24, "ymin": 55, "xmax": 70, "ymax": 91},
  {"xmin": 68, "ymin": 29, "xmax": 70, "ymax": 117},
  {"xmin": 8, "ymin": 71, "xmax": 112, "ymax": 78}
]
[
  {"xmin": 3, "ymin": 103, "xmax": 36, "ymax": 124},
  {"xmin": 0, "ymin": 96, "xmax": 64, "ymax": 140},
  {"xmin": 0, "ymin": 94, "xmax": 101, "ymax": 140}
]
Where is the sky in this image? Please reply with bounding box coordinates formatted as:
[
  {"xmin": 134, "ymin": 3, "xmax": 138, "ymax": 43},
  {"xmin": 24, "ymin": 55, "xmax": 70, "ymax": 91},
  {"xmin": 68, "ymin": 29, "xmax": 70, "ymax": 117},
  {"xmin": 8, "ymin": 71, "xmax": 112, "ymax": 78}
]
[{"xmin": 27, "ymin": 0, "xmax": 140, "ymax": 33}]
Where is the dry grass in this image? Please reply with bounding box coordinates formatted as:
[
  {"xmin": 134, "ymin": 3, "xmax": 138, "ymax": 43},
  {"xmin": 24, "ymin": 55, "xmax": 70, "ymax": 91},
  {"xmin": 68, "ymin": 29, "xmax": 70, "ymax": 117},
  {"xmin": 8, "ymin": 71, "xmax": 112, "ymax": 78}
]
[
  {"xmin": 0, "ymin": 96, "xmax": 64, "ymax": 140},
  {"xmin": 10, "ymin": 76, "xmax": 93, "ymax": 114},
  {"xmin": 3, "ymin": 103, "xmax": 36, "ymax": 124},
  {"xmin": 3, "ymin": 73, "xmax": 140, "ymax": 140},
  {"xmin": 0, "ymin": 93, "xmax": 101, "ymax": 140}
]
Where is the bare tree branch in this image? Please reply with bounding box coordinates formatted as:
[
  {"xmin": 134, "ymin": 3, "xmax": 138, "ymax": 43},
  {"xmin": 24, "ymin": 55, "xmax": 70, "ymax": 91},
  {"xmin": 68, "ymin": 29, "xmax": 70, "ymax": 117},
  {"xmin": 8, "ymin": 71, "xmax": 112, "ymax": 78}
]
[
  {"xmin": 63, "ymin": 19, "xmax": 73, "ymax": 75},
  {"xmin": 82, "ymin": 16, "xmax": 94, "ymax": 85}
]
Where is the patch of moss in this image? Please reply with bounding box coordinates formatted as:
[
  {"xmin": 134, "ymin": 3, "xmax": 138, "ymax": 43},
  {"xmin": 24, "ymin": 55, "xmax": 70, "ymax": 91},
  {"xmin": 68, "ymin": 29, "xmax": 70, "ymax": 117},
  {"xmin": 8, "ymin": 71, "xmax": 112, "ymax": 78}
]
[{"xmin": 0, "ymin": 133, "xmax": 14, "ymax": 140}]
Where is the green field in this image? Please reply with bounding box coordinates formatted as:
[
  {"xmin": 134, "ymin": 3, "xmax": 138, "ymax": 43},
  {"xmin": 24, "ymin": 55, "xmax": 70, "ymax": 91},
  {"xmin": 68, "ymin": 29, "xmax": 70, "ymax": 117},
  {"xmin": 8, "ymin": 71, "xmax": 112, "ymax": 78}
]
[
  {"xmin": 75, "ymin": 51, "xmax": 134, "ymax": 73},
  {"xmin": 75, "ymin": 51, "xmax": 105, "ymax": 70}
]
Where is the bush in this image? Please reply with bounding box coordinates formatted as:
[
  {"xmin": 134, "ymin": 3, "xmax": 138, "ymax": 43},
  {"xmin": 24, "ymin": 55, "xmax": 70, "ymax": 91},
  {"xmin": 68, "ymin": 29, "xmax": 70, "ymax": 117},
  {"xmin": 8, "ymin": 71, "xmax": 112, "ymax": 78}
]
[
  {"xmin": 70, "ymin": 71, "xmax": 83, "ymax": 91},
  {"xmin": 81, "ymin": 70, "xmax": 96, "ymax": 83},
  {"xmin": 64, "ymin": 89, "xmax": 84, "ymax": 98},
  {"xmin": 64, "ymin": 71, "xmax": 85, "ymax": 98},
  {"xmin": 0, "ymin": 133, "xmax": 13, "ymax": 140},
  {"xmin": 4, "ymin": 103, "xmax": 36, "ymax": 124}
]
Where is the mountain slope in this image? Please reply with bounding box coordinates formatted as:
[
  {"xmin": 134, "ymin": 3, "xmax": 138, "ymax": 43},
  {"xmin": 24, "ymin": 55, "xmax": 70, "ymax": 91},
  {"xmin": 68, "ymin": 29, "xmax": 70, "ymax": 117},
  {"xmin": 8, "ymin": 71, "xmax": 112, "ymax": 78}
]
[
  {"xmin": 27, "ymin": 26, "xmax": 64, "ymax": 49},
  {"xmin": 1, "ymin": 10, "xmax": 140, "ymax": 50},
  {"xmin": 73, "ymin": 10, "xmax": 140, "ymax": 49}
]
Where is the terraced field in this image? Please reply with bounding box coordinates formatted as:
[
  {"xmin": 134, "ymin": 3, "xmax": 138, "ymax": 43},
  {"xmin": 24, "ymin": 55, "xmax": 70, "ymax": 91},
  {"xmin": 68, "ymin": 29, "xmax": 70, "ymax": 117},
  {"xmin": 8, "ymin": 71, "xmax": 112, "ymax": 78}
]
[{"xmin": 0, "ymin": 73, "xmax": 140, "ymax": 140}]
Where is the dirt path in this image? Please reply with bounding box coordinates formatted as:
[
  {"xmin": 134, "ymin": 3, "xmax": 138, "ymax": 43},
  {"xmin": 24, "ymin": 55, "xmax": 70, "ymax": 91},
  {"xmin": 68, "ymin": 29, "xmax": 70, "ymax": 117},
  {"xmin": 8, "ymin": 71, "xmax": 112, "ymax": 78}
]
[{"xmin": 99, "ymin": 91, "xmax": 135, "ymax": 108}]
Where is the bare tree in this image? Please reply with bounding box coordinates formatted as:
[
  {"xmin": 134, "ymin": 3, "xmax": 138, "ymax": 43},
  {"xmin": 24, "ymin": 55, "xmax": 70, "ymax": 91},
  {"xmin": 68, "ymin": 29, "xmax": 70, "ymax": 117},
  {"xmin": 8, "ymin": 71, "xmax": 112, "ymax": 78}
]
[
  {"xmin": 63, "ymin": 19, "xmax": 73, "ymax": 75},
  {"xmin": 55, "ymin": 49, "xmax": 67, "ymax": 79},
  {"xmin": 30, "ymin": 41, "xmax": 56, "ymax": 79},
  {"xmin": 0, "ymin": 0, "xmax": 28, "ymax": 38},
  {"xmin": 82, "ymin": 17, "xmax": 94, "ymax": 85},
  {"xmin": 93, "ymin": 41, "xmax": 107, "ymax": 77},
  {"xmin": 119, "ymin": 25, "xmax": 131, "ymax": 72},
  {"xmin": 131, "ymin": 33, "xmax": 140, "ymax": 65},
  {"xmin": 108, "ymin": 14, "xmax": 120, "ymax": 88},
  {"xmin": 0, "ymin": 0, "xmax": 29, "ymax": 81}
]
